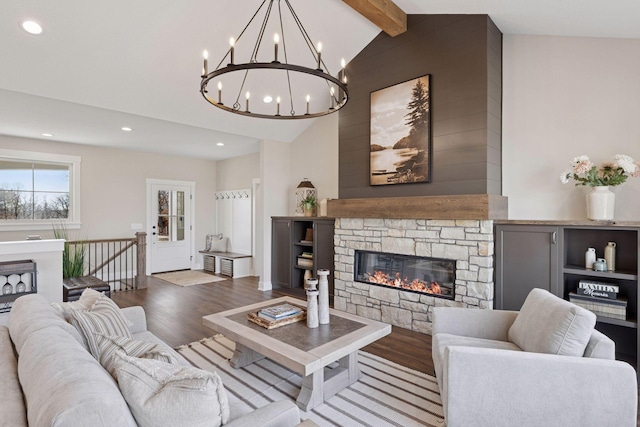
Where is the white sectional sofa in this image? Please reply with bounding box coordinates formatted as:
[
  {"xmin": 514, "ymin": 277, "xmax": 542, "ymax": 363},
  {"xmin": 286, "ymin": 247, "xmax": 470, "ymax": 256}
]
[{"xmin": 1, "ymin": 293, "xmax": 302, "ymax": 426}]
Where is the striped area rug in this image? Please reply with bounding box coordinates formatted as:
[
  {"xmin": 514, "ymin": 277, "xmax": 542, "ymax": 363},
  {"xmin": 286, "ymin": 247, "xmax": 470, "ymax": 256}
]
[{"xmin": 177, "ymin": 335, "xmax": 445, "ymax": 427}]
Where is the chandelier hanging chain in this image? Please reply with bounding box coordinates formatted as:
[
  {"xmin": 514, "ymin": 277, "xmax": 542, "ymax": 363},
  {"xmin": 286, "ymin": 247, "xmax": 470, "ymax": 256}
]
[
  {"xmin": 250, "ymin": 0, "xmax": 274, "ymax": 63},
  {"xmin": 278, "ymin": 0, "xmax": 331, "ymax": 74},
  {"xmin": 232, "ymin": 1, "xmax": 270, "ymax": 108},
  {"xmin": 233, "ymin": 70, "xmax": 250, "ymax": 110},
  {"xmin": 213, "ymin": 0, "xmax": 267, "ymax": 71},
  {"xmin": 200, "ymin": 0, "xmax": 349, "ymax": 119},
  {"xmin": 277, "ymin": 0, "xmax": 295, "ymax": 115}
]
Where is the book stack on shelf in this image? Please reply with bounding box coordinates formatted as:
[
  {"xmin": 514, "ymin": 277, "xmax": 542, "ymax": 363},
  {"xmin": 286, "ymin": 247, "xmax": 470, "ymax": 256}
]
[
  {"xmin": 297, "ymin": 251, "xmax": 313, "ymax": 267},
  {"xmin": 569, "ymin": 280, "xmax": 627, "ymax": 320},
  {"xmin": 247, "ymin": 303, "xmax": 306, "ymax": 329}
]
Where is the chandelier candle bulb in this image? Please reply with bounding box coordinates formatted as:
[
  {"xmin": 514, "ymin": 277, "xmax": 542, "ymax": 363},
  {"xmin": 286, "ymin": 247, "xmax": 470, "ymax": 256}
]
[
  {"xmin": 276, "ymin": 96, "xmax": 281, "ymax": 116},
  {"xmin": 217, "ymin": 81, "xmax": 222, "ymax": 104},
  {"xmin": 229, "ymin": 37, "xmax": 235, "ymax": 64},
  {"xmin": 316, "ymin": 42, "xmax": 322, "ymax": 70},
  {"xmin": 330, "ymin": 87, "xmax": 335, "ymax": 109},
  {"xmin": 273, "ymin": 33, "xmax": 279, "ymax": 63},
  {"xmin": 203, "ymin": 50, "xmax": 208, "ymax": 75},
  {"xmin": 305, "ymin": 95, "xmax": 310, "ymax": 115},
  {"xmin": 245, "ymin": 91, "xmax": 250, "ymax": 112}
]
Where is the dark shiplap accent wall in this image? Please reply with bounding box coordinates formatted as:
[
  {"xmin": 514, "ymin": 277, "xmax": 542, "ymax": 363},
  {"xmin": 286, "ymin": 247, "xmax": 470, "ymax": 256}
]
[{"xmin": 338, "ymin": 15, "xmax": 503, "ymax": 199}]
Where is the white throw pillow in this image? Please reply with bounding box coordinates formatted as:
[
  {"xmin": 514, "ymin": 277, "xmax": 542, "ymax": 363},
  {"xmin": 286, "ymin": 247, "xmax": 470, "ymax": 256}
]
[
  {"xmin": 114, "ymin": 352, "xmax": 230, "ymax": 427},
  {"xmin": 70, "ymin": 295, "xmax": 133, "ymax": 358},
  {"xmin": 95, "ymin": 333, "xmax": 179, "ymax": 378},
  {"xmin": 508, "ymin": 288, "xmax": 596, "ymax": 356},
  {"xmin": 211, "ymin": 236, "xmax": 228, "ymax": 252},
  {"xmin": 51, "ymin": 287, "xmax": 104, "ymax": 322}
]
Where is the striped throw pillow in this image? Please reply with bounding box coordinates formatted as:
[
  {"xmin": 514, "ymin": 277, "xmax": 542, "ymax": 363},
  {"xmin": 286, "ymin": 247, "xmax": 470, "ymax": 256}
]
[
  {"xmin": 70, "ymin": 295, "xmax": 133, "ymax": 358},
  {"xmin": 95, "ymin": 333, "xmax": 178, "ymax": 378}
]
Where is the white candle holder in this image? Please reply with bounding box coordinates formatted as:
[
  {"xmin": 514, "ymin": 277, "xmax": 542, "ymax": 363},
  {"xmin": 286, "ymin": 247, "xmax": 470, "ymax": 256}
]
[{"xmin": 317, "ymin": 269, "xmax": 330, "ymax": 324}]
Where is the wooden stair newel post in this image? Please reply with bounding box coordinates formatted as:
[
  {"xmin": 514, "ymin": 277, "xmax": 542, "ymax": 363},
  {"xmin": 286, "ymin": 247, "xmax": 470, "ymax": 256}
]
[{"xmin": 136, "ymin": 232, "xmax": 147, "ymax": 289}]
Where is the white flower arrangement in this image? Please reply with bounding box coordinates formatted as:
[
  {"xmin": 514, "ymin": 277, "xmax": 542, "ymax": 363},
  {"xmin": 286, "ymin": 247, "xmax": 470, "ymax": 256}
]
[{"xmin": 561, "ymin": 154, "xmax": 640, "ymax": 187}]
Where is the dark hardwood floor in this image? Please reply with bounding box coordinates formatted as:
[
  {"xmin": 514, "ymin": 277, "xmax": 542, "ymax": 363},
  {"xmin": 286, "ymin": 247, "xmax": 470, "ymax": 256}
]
[{"xmin": 112, "ymin": 274, "xmax": 435, "ymax": 376}]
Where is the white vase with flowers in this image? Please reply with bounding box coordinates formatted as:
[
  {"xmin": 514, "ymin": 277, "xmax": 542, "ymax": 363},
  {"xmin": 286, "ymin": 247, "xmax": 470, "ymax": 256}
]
[{"xmin": 561, "ymin": 154, "xmax": 640, "ymax": 220}]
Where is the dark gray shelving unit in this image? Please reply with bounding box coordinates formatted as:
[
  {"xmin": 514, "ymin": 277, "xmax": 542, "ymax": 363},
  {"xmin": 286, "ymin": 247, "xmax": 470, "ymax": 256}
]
[
  {"xmin": 495, "ymin": 221, "xmax": 640, "ymax": 377},
  {"xmin": 271, "ymin": 217, "xmax": 335, "ymax": 295},
  {"xmin": 494, "ymin": 224, "xmax": 560, "ymax": 310}
]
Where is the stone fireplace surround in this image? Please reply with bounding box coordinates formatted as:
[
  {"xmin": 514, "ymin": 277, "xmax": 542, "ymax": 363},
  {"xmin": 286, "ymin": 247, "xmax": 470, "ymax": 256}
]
[
  {"xmin": 328, "ymin": 194, "xmax": 506, "ymax": 335},
  {"xmin": 333, "ymin": 218, "xmax": 494, "ymax": 334}
]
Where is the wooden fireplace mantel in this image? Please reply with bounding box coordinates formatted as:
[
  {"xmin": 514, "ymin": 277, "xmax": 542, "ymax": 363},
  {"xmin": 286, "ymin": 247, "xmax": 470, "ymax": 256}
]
[{"xmin": 327, "ymin": 194, "xmax": 508, "ymax": 220}]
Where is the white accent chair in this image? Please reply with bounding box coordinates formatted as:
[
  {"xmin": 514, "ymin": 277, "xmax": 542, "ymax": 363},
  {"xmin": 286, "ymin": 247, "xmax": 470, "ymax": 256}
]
[{"xmin": 432, "ymin": 288, "xmax": 637, "ymax": 427}]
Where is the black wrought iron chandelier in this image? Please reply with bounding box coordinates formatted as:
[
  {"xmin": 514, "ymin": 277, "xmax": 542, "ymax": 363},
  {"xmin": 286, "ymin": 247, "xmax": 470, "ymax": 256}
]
[{"xmin": 200, "ymin": 0, "xmax": 349, "ymax": 120}]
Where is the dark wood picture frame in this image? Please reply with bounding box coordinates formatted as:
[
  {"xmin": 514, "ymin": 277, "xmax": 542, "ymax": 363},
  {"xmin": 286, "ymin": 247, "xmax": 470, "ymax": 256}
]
[{"xmin": 369, "ymin": 74, "xmax": 431, "ymax": 186}]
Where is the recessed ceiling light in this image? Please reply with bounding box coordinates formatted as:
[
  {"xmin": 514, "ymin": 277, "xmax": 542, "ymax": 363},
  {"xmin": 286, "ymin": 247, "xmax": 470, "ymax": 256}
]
[
  {"xmin": 121, "ymin": 127, "xmax": 133, "ymax": 132},
  {"xmin": 216, "ymin": 142, "xmax": 225, "ymax": 146},
  {"xmin": 263, "ymin": 96, "xmax": 273, "ymax": 103},
  {"xmin": 41, "ymin": 133, "xmax": 53, "ymax": 137},
  {"xmin": 21, "ymin": 21, "xmax": 43, "ymax": 35}
]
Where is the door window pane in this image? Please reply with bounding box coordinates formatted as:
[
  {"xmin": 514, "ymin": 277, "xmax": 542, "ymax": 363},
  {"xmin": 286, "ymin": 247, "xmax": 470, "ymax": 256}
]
[{"xmin": 157, "ymin": 190, "xmax": 185, "ymax": 242}]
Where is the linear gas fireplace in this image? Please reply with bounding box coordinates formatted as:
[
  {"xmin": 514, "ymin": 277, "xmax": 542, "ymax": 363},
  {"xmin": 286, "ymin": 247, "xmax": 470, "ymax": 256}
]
[{"xmin": 354, "ymin": 250, "xmax": 455, "ymax": 300}]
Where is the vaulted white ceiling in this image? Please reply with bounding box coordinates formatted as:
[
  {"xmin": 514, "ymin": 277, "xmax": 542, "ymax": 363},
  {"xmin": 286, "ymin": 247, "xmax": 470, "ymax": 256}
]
[{"xmin": 2, "ymin": 0, "xmax": 639, "ymax": 160}]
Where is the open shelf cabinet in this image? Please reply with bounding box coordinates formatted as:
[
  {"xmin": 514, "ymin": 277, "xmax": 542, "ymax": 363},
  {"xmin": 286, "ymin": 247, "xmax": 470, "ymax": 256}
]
[
  {"xmin": 496, "ymin": 222, "xmax": 640, "ymax": 380},
  {"xmin": 561, "ymin": 226, "xmax": 639, "ymax": 371},
  {"xmin": 271, "ymin": 217, "xmax": 335, "ymax": 295}
]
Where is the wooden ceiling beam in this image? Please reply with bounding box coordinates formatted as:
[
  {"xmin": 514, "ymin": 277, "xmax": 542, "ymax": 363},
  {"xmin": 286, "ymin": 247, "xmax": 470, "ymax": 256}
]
[{"xmin": 343, "ymin": 0, "xmax": 407, "ymax": 37}]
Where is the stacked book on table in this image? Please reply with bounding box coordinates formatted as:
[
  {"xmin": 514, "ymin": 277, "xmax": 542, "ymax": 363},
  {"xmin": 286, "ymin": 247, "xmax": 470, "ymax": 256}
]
[
  {"xmin": 297, "ymin": 252, "xmax": 313, "ymax": 268},
  {"xmin": 569, "ymin": 280, "xmax": 627, "ymax": 320},
  {"xmin": 247, "ymin": 303, "xmax": 306, "ymax": 329},
  {"xmin": 258, "ymin": 303, "xmax": 302, "ymax": 321}
]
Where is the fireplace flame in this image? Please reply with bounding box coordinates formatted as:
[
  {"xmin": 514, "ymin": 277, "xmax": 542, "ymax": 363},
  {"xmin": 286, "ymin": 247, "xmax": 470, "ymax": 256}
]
[{"xmin": 365, "ymin": 271, "xmax": 443, "ymax": 295}]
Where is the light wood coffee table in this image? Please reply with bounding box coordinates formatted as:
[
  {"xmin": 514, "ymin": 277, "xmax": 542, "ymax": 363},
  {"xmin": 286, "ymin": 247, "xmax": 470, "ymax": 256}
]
[{"xmin": 202, "ymin": 296, "xmax": 391, "ymax": 411}]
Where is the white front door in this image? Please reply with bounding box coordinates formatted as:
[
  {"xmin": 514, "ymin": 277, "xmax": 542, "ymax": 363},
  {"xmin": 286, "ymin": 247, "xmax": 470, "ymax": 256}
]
[{"xmin": 150, "ymin": 183, "xmax": 192, "ymax": 273}]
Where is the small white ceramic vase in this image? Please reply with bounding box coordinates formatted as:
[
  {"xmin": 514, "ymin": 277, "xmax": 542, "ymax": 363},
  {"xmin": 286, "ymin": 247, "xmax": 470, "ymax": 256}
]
[
  {"xmin": 585, "ymin": 247, "xmax": 596, "ymax": 269},
  {"xmin": 317, "ymin": 269, "xmax": 330, "ymax": 325},
  {"xmin": 604, "ymin": 241, "xmax": 616, "ymax": 272},
  {"xmin": 587, "ymin": 186, "xmax": 615, "ymax": 220}
]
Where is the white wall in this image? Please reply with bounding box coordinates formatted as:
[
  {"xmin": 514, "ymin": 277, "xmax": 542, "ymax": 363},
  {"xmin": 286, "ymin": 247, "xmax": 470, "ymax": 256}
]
[
  {"xmin": 216, "ymin": 152, "xmax": 259, "ymax": 191},
  {"xmin": 256, "ymin": 140, "xmax": 290, "ymax": 290},
  {"xmin": 288, "ymin": 114, "xmax": 339, "ymax": 214},
  {"xmin": 503, "ymin": 35, "xmax": 640, "ymax": 220},
  {"xmin": 0, "ymin": 135, "xmax": 217, "ymax": 261}
]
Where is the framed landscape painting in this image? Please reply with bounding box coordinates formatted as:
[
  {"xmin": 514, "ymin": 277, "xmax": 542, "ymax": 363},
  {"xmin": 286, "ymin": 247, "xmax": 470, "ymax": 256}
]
[{"xmin": 370, "ymin": 74, "xmax": 431, "ymax": 186}]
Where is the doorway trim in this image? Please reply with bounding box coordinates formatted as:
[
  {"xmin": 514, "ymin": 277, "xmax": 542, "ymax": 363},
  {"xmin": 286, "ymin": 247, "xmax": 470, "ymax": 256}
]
[{"xmin": 146, "ymin": 178, "xmax": 196, "ymax": 275}]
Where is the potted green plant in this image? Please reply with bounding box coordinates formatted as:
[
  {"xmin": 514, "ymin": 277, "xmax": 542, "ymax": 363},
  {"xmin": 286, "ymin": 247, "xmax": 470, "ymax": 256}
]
[
  {"xmin": 300, "ymin": 195, "xmax": 317, "ymax": 217},
  {"xmin": 53, "ymin": 224, "xmax": 87, "ymax": 279}
]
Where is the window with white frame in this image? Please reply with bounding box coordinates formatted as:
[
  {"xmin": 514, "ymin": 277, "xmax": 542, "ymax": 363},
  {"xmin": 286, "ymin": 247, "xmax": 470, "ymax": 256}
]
[{"xmin": 0, "ymin": 149, "xmax": 81, "ymax": 230}]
